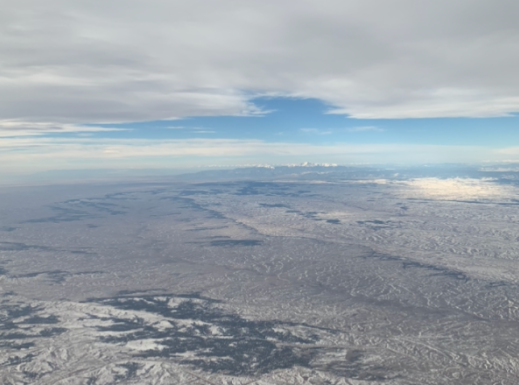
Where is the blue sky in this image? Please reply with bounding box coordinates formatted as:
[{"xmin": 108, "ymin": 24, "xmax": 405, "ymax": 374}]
[{"xmin": 89, "ymin": 97, "xmax": 519, "ymax": 147}]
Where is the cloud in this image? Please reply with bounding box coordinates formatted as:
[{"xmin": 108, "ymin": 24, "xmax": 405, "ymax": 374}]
[
  {"xmin": 0, "ymin": 136, "xmax": 507, "ymax": 178},
  {"xmin": 300, "ymin": 128, "xmax": 333, "ymax": 135},
  {"xmin": 2, "ymin": 0, "xmax": 519, "ymax": 127},
  {"xmin": 0, "ymin": 121, "xmax": 129, "ymax": 137},
  {"xmin": 348, "ymin": 126, "xmax": 384, "ymax": 132}
]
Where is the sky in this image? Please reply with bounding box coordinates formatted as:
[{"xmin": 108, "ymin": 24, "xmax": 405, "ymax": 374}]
[{"xmin": 2, "ymin": 0, "xmax": 519, "ymax": 180}]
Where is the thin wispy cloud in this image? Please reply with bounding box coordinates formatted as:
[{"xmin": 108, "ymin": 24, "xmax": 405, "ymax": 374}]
[
  {"xmin": 300, "ymin": 127, "xmax": 383, "ymax": 134},
  {"xmin": 164, "ymin": 126, "xmax": 215, "ymax": 133},
  {"xmin": 300, "ymin": 128, "xmax": 333, "ymax": 135},
  {"xmin": 348, "ymin": 126, "xmax": 384, "ymax": 133},
  {"xmin": 0, "ymin": 122, "xmax": 130, "ymax": 137},
  {"xmin": 0, "ymin": 137, "xmax": 494, "ymax": 164},
  {"xmin": 2, "ymin": 133, "xmax": 519, "ymax": 181}
]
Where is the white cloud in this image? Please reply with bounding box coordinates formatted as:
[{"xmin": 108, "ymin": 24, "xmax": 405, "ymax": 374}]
[
  {"xmin": 0, "ymin": 136, "xmax": 509, "ymax": 177},
  {"xmin": 0, "ymin": 121, "xmax": 129, "ymax": 137},
  {"xmin": 2, "ymin": 0, "xmax": 519, "ymax": 127}
]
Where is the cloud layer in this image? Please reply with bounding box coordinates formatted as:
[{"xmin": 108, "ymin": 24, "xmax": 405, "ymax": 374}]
[
  {"xmin": 0, "ymin": 136, "xmax": 502, "ymax": 177},
  {"xmin": 3, "ymin": 0, "xmax": 519, "ymax": 128}
]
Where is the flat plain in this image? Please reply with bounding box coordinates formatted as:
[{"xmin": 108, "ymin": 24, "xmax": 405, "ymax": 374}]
[{"xmin": 2, "ymin": 165, "xmax": 519, "ymax": 384}]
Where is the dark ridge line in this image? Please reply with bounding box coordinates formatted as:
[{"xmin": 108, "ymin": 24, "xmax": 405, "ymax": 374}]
[
  {"xmin": 0, "ymin": 242, "xmax": 53, "ymax": 252},
  {"xmin": 361, "ymin": 251, "xmax": 470, "ymax": 282},
  {"xmin": 209, "ymin": 239, "xmax": 263, "ymax": 247}
]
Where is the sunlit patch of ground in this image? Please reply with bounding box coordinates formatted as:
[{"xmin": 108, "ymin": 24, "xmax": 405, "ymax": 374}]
[{"xmin": 398, "ymin": 178, "xmax": 517, "ymax": 200}]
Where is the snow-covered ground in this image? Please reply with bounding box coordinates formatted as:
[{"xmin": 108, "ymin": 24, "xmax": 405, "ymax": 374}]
[{"xmin": 2, "ymin": 166, "xmax": 519, "ymax": 384}]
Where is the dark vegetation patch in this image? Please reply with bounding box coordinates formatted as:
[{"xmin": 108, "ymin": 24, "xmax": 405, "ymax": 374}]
[
  {"xmin": 0, "ymin": 303, "xmax": 65, "ymax": 346},
  {"xmin": 161, "ymin": 197, "xmax": 226, "ymax": 220},
  {"xmin": 25, "ymin": 205, "xmax": 94, "ymax": 223},
  {"xmin": 185, "ymin": 226, "xmax": 229, "ymax": 232},
  {"xmin": 210, "ymin": 239, "xmax": 263, "ymax": 247},
  {"xmin": 1, "ymin": 328, "xmax": 66, "ymax": 340},
  {"xmin": 114, "ymin": 362, "xmax": 142, "ymax": 381},
  {"xmin": 326, "ymin": 219, "xmax": 341, "ymax": 224},
  {"xmin": 358, "ymin": 220, "xmax": 386, "ymax": 225},
  {"xmin": 180, "ymin": 189, "xmax": 223, "ymax": 196},
  {"xmin": 25, "ymin": 197, "xmax": 127, "ymax": 224},
  {"xmin": 362, "ymin": 252, "xmax": 469, "ymax": 282},
  {"xmin": 0, "ymin": 321, "xmax": 18, "ymax": 331},
  {"xmin": 89, "ymin": 295, "xmax": 320, "ymax": 376},
  {"xmin": 0, "ymin": 242, "xmax": 94, "ymax": 257},
  {"xmin": 13, "ymin": 270, "xmax": 103, "ymax": 284},
  {"xmin": 0, "ymin": 342, "xmax": 35, "ymax": 351},
  {"xmin": 0, "ymin": 242, "xmax": 51, "ymax": 252},
  {"xmin": 68, "ymin": 249, "xmax": 98, "ymax": 257},
  {"xmin": 62, "ymin": 199, "xmax": 127, "ymax": 215},
  {"xmin": 15, "ymin": 270, "xmax": 70, "ymax": 284},
  {"xmin": 116, "ymin": 289, "xmax": 165, "ymax": 296},
  {"xmin": 402, "ymin": 261, "xmax": 469, "ymax": 281},
  {"xmin": 301, "ymin": 212, "xmax": 324, "ymax": 221},
  {"xmin": 38, "ymin": 327, "xmax": 67, "ymax": 337},
  {"xmin": 95, "ymin": 316, "xmax": 145, "ymax": 332},
  {"xmin": 232, "ymin": 182, "xmax": 301, "ymax": 197},
  {"xmin": 104, "ymin": 192, "xmax": 138, "ymax": 201},
  {"xmin": 20, "ymin": 315, "xmax": 59, "ymax": 325},
  {"xmin": 486, "ymin": 281, "xmax": 508, "ymax": 288},
  {"xmin": 1, "ymin": 304, "xmax": 37, "ymax": 319},
  {"xmin": 285, "ymin": 209, "xmax": 327, "ymax": 222},
  {"xmin": 150, "ymin": 188, "xmax": 168, "ymax": 195},
  {"xmin": 0, "ymin": 303, "xmax": 60, "ymax": 326},
  {"xmin": 259, "ymin": 203, "xmax": 290, "ymax": 208},
  {"xmin": 0, "ymin": 354, "xmax": 35, "ymax": 368},
  {"xmin": 21, "ymin": 370, "xmax": 40, "ymax": 380}
]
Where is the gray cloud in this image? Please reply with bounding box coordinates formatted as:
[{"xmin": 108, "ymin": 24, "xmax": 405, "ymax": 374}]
[{"xmin": 2, "ymin": 0, "xmax": 519, "ymax": 127}]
